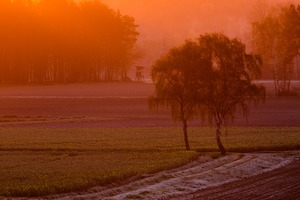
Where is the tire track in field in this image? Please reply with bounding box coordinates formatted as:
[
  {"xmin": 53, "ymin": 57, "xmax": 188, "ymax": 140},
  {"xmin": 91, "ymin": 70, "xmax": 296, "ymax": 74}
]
[
  {"xmin": 52, "ymin": 153, "xmax": 298, "ymax": 200},
  {"xmin": 183, "ymin": 156, "xmax": 300, "ymax": 200}
]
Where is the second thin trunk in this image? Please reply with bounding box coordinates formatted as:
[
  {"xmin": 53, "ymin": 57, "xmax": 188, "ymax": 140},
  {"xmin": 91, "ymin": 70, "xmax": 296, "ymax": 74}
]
[{"xmin": 216, "ymin": 126, "xmax": 226, "ymax": 155}]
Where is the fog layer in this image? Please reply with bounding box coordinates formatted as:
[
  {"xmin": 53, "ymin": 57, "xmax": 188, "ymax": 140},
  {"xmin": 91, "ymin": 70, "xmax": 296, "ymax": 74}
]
[{"xmin": 104, "ymin": 0, "xmax": 300, "ymax": 76}]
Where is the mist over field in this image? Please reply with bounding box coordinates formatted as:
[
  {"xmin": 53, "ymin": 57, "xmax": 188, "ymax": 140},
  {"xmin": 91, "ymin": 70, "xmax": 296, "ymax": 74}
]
[
  {"xmin": 102, "ymin": 0, "xmax": 300, "ymax": 76},
  {"xmin": 0, "ymin": 1, "xmax": 299, "ymax": 198},
  {"xmin": 1, "ymin": 0, "xmax": 299, "ymax": 82}
]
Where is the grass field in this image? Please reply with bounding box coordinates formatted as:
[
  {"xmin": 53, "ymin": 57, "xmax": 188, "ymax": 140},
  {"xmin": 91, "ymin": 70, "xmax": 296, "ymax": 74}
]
[{"xmin": 0, "ymin": 127, "xmax": 299, "ymax": 197}]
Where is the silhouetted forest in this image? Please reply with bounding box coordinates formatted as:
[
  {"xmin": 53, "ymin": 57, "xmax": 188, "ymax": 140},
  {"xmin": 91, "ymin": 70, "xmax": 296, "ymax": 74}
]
[{"xmin": 0, "ymin": 0, "xmax": 139, "ymax": 84}]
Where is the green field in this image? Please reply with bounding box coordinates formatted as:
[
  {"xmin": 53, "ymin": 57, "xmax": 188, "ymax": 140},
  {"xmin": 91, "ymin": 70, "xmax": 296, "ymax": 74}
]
[{"xmin": 0, "ymin": 127, "xmax": 299, "ymax": 197}]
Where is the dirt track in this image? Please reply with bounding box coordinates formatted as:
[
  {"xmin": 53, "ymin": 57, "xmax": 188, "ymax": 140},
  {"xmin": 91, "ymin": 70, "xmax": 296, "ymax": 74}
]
[
  {"xmin": 45, "ymin": 153, "xmax": 299, "ymax": 200},
  {"xmin": 179, "ymin": 156, "xmax": 300, "ymax": 200}
]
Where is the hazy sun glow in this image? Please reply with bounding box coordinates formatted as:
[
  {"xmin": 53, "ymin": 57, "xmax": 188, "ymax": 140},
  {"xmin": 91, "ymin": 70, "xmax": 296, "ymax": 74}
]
[
  {"xmin": 101, "ymin": 0, "xmax": 300, "ymax": 68},
  {"xmin": 0, "ymin": 0, "xmax": 299, "ymax": 82}
]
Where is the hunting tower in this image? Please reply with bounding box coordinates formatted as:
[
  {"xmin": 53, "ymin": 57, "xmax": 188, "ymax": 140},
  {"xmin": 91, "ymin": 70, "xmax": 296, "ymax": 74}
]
[{"xmin": 135, "ymin": 66, "xmax": 145, "ymax": 82}]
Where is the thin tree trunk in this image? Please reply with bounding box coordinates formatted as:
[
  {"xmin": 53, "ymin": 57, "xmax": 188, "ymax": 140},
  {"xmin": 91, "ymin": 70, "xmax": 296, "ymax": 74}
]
[
  {"xmin": 183, "ymin": 120, "xmax": 190, "ymax": 151},
  {"xmin": 297, "ymin": 55, "xmax": 299, "ymax": 80},
  {"xmin": 287, "ymin": 63, "xmax": 292, "ymax": 92},
  {"xmin": 273, "ymin": 69, "xmax": 278, "ymax": 95},
  {"xmin": 216, "ymin": 126, "xmax": 226, "ymax": 155}
]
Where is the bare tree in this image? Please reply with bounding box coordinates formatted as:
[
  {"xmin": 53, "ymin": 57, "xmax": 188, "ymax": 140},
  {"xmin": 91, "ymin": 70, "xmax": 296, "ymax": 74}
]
[
  {"xmin": 197, "ymin": 33, "xmax": 266, "ymax": 155},
  {"xmin": 252, "ymin": 4, "xmax": 300, "ymax": 96},
  {"xmin": 149, "ymin": 40, "xmax": 206, "ymax": 151},
  {"xmin": 150, "ymin": 34, "xmax": 265, "ymax": 154}
]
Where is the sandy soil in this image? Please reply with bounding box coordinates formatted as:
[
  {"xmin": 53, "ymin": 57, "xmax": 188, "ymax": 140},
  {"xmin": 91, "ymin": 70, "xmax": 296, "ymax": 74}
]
[
  {"xmin": 182, "ymin": 156, "xmax": 300, "ymax": 200},
  {"xmin": 42, "ymin": 153, "xmax": 299, "ymax": 200}
]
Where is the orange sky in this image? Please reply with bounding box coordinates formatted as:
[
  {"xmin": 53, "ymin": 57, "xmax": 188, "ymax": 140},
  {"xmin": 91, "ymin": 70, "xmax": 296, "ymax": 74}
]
[
  {"xmin": 103, "ymin": 0, "xmax": 300, "ymax": 40},
  {"xmin": 100, "ymin": 0, "xmax": 300, "ymax": 69}
]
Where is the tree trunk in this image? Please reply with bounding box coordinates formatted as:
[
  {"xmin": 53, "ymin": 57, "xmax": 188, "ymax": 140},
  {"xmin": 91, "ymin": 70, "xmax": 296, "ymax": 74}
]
[
  {"xmin": 183, "ymin": 120, "xmax": 190, "ymax": 151},
  {"xmin": 216, "ymin": 126, "xmax": 226, "ymax": 155}
]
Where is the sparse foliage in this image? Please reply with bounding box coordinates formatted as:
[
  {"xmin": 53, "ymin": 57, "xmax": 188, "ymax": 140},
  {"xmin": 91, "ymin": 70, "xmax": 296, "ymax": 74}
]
[
  {"xmin": 150, "ymin": 33, "xmax": 265, "ymax": 154},
  {"xmin": 149, "ymin": 40, "xmax": 207, "ymax": 150},
  {"xmin": 197, "ymin": 33, "xmax": 266, "ymax": 155},
  {"xmin": 252, "ymin": 4, "xmax": 300, "ymax": 96}
]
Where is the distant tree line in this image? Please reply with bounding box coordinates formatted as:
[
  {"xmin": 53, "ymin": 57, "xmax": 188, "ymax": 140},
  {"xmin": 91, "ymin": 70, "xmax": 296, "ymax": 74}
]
[
  {"xmin": 252, "ymin": 4, "xmax": 300, "ymax": 95},
  {"xmin": 0, "ymin": 0, "xmax": 139, "ymax": 84}
]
